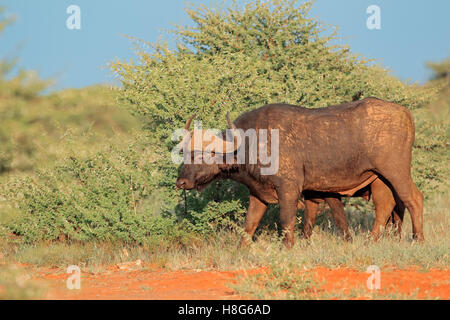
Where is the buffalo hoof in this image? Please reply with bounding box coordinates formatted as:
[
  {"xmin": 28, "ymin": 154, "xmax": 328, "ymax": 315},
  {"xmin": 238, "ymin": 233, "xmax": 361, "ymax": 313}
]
[{"xmin": 412, "ymin": 233, "xmax": 425, "ymax": 243}]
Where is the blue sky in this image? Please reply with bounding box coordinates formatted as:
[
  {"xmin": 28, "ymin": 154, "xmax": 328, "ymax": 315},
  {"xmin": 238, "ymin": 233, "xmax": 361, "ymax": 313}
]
[{"xmin": 1, "ymin": 0, "xmax": 449, "ymax": 91}]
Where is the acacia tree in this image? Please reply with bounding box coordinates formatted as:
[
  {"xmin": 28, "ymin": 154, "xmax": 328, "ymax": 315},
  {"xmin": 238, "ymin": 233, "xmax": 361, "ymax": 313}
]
[
  {"xmin": 111, "ymin": 0, "xmax": 435, "ymax": 230},
  {"xmin": 112, "ymin": 0, "xmax": 431, "ymax": 132}
]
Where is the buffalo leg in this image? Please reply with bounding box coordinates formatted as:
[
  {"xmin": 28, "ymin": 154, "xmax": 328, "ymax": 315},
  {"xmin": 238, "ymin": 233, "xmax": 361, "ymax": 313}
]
[
  {"xmin": 239, "ymin": 195, "xmax": 267, "ymax": 247},
  {"xmin": 379, "ymin": 179, "xmax": 405, "ymax": 238},
  {"xmin": 276, "ymin": 185, "xmax": 301, "ymax": 248},
  {"xmin": 371, "ymin": 178, "xmax": 397, "ymax": 240},
  {"xmin": 378, "ymin": 171, "xmax": 423, "ymax": 241},
  {"xmin": 376, "ymin": 153, "xmax": 424, "ymax": 242},
  {"xmin": 387, "ymin": 201, "xmax": 405, "ymax": 238},
  {"xmin": 303, "ymin": 199, "xmax": 320, "ymax": 239},
  {"xmin": 325, "ymin": 197, "xmax": 353, "ymax": 242},
  {"xmin": 409, "ymin": 182, "xmax": 424, "ymax": 241}
]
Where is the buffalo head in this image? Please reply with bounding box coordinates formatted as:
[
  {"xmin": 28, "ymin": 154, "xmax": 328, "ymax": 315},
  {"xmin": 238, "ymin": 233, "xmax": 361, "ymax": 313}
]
[{"xmin": 176, "ymin": 114, "xmax": 241, "ymax": 191}]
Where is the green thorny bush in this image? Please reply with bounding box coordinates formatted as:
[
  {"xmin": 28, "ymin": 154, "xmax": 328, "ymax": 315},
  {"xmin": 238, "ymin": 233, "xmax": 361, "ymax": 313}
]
[
  {"xmin": 413, "ymin": 58, "xmax": 450, "ymax": 195},
  {"xmin": 4, "ymin": 138, "xmax": 175, "ymax": 243},
  {"xmin": 2, "ymin": 135, "xmax": 247, "ymax": 243},
  {"xmin": 2, "ymin": 0, "xmax": 447, "ymax": 243}
]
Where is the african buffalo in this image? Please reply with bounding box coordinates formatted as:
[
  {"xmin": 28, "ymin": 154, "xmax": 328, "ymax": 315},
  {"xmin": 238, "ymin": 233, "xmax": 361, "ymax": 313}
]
[{"xmin": 176, "ymin": 97, "xmax": 423, "ymax": 247}]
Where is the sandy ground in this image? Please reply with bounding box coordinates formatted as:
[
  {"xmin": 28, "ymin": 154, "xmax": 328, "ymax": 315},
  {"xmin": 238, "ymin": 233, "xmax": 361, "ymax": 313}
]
[{"xmin": 28, "ymin": 263, "xmax": 450, "ymax": 300}]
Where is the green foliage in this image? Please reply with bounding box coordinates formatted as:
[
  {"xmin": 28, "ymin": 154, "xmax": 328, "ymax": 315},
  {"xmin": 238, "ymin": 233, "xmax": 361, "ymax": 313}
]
[
  {"xmin": 0, "ymin": 8, "xmax": 138, "ymax": 176},
  {"xmin": 3, "ymin": 134, "xmax": 246, "ymax": 242},
  {"xmin": 180, "ymin": 180, "xmax": 248, "ymax": 233},
  {"xmin": 4, "ymin": 137, "xmax": 176, "ymax": 243},
  {"xmin": 427, "ymin": 58, "xmax": 450, "ymax": 83},
  {"xmin": 412, "ymin": 58, "xmax": 450, "ymax": 196},
  {"xmin": 0, "ymin": 84, "xmax": 139, "ymax": 175},
  {"xmin": 0, "ymin": 68, "xmax": 50, "ymax": 100}
]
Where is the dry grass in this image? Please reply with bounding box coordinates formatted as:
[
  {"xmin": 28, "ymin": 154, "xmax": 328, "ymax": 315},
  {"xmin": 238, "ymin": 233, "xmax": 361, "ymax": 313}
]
[{"xmin": 2, "ymin": 194, "xmax": 448, "ymax": 272}]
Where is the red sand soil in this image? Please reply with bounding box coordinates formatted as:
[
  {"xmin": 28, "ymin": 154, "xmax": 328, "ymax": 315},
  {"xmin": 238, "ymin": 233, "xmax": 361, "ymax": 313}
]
[
  {"xmin": 30, "ymin": 263, "xmax": 449, "ymax": 300},
  {"xmin": 312, "ymin": 267, "xmax": 450, "ymax": 299}
]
